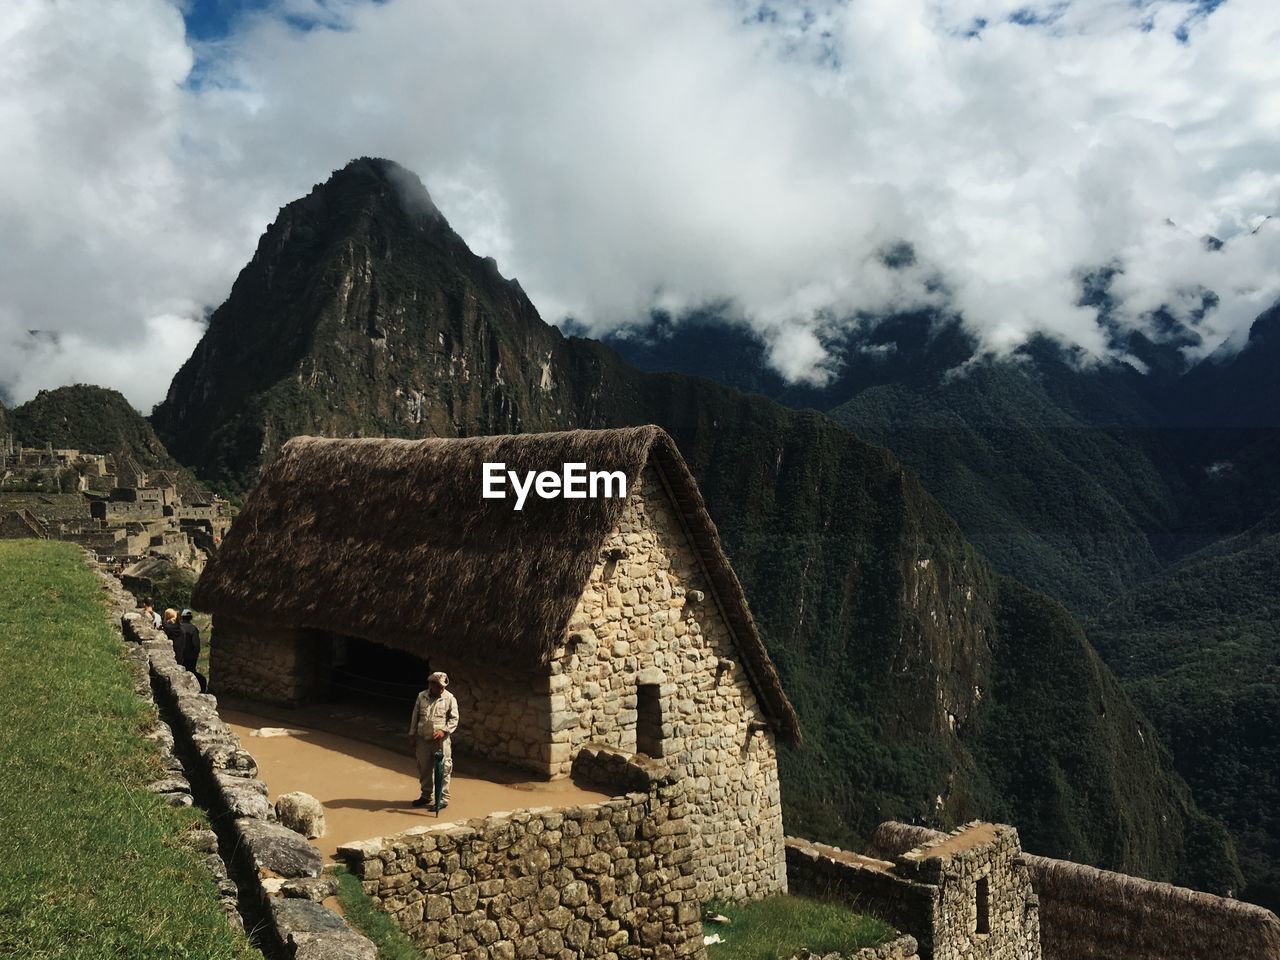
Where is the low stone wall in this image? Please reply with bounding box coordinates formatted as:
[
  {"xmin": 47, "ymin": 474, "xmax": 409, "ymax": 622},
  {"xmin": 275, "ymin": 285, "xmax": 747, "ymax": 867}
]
[
  {"xmin": 787, "ymin": 824, "xmax": 1041, "ymax": 960},
  {"xmin": 337, "ymin": 744, "xmax": 706, "ymax": 960},
  {"xmin": 894, "ymin": 825, "xmax": 1039, "ymax": 960},
  {"xmin": 108, "ymin": 597, "xmax": 242, "ymax": 928},
  {"xmin": 116, "ymin": 589, "xmax": 375, "ymax": 960},
  {"xmin": 786, "ymin": 839, "xmax": 937, "ymax": 945}
]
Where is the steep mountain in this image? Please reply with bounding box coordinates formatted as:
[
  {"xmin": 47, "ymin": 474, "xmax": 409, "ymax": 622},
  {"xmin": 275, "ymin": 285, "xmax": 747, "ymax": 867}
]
[
  {"xmin": 154, "ymin": 158, "xmax": 1237, "ymax": 891},
  {"xmin": 1089, "ymin": 510, "xmax": 1280, "ymax": 908},
  {"xmin": 613, "ymin": 315, "xmax": 1190, "ymax": 613},
  {"xmin": 13, "ymin": 384, "xmax": 195, "ymax": 477},
  {"xmin": 606, "ymin": 269, "xmax": 1280, "ymax": 905}
]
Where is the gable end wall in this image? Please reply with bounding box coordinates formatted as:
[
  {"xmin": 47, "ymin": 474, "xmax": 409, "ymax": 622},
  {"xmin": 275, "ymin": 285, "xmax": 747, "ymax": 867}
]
[{"xmin": 552, "ymin": 466, "xmax": 787, "ymax": 901}]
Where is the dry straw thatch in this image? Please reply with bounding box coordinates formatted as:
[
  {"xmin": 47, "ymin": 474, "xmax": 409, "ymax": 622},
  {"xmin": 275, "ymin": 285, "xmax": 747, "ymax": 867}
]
[
  {"xmin": 864, "ymin": 822, "xmax": 1280, "ymax": 960},
  {"xmin": 194, "ymin": 425, "xmax": 799, "ymax": 741}
]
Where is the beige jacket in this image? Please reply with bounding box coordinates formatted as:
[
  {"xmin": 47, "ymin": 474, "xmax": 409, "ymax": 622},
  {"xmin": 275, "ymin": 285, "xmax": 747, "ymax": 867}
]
[{"xmin": 409, "ymin": 689, "xmax": 459, "ymax": 740}]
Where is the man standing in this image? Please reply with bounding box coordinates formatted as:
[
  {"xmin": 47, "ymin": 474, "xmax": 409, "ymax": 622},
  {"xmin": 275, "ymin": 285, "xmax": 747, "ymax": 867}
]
[
  {"xmin": 178, "ymin": 609, "xmax": 207, "ymax": 693},
  {"xmin": 408, "ymin": 671, "xmax": 459, "ymax": 809},
  {"xmin": 141, "ymin": 597, "xmax": 161, "ymax": 628}
]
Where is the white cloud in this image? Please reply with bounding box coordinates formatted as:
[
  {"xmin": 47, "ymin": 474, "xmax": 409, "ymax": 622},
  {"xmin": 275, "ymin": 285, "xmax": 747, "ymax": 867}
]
[{"xmin": 1, "ymin": 0, "xmax": 1278, "ymax": 410}]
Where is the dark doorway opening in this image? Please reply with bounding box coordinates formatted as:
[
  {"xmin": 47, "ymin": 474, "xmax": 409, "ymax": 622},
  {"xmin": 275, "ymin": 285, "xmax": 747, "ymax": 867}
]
[
  {"xmin": 636, "ymin": 683, "xmax": 664, "ymax": 758},
  {"xmin": 330, "ymin": 636, "xmax": 427, "ymax": 712}
]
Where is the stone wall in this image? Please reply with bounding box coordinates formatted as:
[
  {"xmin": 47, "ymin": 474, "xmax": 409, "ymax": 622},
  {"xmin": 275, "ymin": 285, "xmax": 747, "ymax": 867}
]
[
  {"xmin": 210, "ymin": 615, "xmax": 334, "ymax": 705},
  {"xmin": 786, "ymin": 823, "xmax": 1041, "ymax": 960},
  {"xmin": 788, "ymin": 935, "xmax": 921, "ymax": 960},
  {"xmin": 894, "ymin": 824, "xmax": 1040, "ymax": 960},
  {"xmin": 117, "ymin": 598, "xmax": 376, "ymax": 959},
  {"xmin": 418, "ymin": 653, "xmax": 551, "ymax": 776},
  {"xmin": 786, "ymin": 841, "xmax": 938, "ymax": 945},
  {"xmin": 551, "ymin": 467, "xmax": 787, "ymax": 902},
  {"xmin": 100, "ymin": 573, "xmax": 242, "ymax": 930},
  {"xmin": 337, "ymin": 745, "xmax": 705, "ymax": 960},
  {"xmin": 92, "ymin": 499, "xmax": 165, "ymax": 521}
]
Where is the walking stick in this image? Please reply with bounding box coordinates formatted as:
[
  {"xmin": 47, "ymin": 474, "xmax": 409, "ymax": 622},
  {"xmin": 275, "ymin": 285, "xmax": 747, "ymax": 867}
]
[{"xmin": 434, "ymin": 748, "xmax": 445, "ymax": 816}]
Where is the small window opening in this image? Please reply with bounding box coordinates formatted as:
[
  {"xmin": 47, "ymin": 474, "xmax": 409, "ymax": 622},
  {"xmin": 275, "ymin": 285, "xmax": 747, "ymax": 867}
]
[
  {"xmin": 636, "ymin": 683, "xmax": 664, "ymax": 758},
  {"xmin": 975, "ymin": 876, "xmax": 990, "ymax": 935},
  {"xmin": 602, "ymin": 547, "xmax": 625, "ymax": 581}
]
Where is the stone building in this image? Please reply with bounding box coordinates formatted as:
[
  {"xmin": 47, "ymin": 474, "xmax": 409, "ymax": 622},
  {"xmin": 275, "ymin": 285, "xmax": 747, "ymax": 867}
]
[
  {"xmin": 193, "ymin": 426, "xmax": 801, "ymax": 901},
  {"xmin": 788, "ymin": 821, "xmax": 1042, "ymax": 960},
  {"xmin": 860, "ymin": 821, "xmax": 1280, "ymax": 960},
  {"xmin": 0, "ymin": 508, "xmax": 49, "ymax": 540}
]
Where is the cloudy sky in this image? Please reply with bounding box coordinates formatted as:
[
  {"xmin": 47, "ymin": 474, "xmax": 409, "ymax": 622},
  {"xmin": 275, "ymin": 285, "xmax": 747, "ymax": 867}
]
[{"xmin": 1, "ymin": 0, "xmax": 1277, "ymax": 409}]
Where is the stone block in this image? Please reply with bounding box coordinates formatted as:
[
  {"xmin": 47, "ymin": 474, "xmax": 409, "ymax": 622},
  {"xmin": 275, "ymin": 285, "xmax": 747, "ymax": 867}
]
[
  {"xmin": 276, "ymin": 791, "xmax": 326, "ymax": 839},
  {"xmin": 236, "ymin": 818, "xmax": 323, "ymax": 878}
]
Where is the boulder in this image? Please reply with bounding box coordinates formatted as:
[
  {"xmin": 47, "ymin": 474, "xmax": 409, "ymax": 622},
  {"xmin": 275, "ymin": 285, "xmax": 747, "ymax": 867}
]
[
  {"xmin": 277, "ymin": 791, "xmax": 327, "ymax": 839},
  {"xmin": 283, "ymin": 875, "xmax": 340, "ymax": 901},
  {"xmin": 270, "ymin": 899, "xmax": 376, "ymax": 960},
  {"xmin": 236, "ymin": 818, "xmax": 323, "ymax": 878}
]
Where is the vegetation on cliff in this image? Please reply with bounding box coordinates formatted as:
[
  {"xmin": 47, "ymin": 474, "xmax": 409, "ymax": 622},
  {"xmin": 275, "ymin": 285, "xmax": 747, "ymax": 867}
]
[
  {"xmin": 1089, "ymin": 512, "xmax": 1280, "ymax": 907},
  {"xmin": 12, "ymin": 385, "xmax": 185, "ymax": 469},
  {"xmin": 610, "ymin": 287, "xmax": 1280, "ymax": 905}
]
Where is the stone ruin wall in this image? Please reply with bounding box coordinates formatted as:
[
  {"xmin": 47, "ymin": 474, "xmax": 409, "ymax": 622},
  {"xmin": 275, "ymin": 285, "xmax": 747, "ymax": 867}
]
[
  {"xmin": 551, "ymin": 466, "xmax": 787, "ymax": 902},
  {"xmin": 894, "ymin": 825, "xmax": 1040, "ymax": 960},
  {"xmin": 786, "ymin": 824, "xmax": 1041, "ymax": 960},
  {"xmin": 112, "ymin": 574, "xmax": 376, "ymax": 959},
  {"xmin": 210, "ymin": 618, "xmax": 334, "ymax": 705},
  {"xmin": 426, "ymin": 654, "xmax": 551, "ymax": 776},
  {"xmin": 338, "ymin": 744, "xmax": 705, "ymax": 960},
  {"xmin": 209, "ymin": 621, "xmax": 556, "ymax": 774},
  {"xmin": 91, "ymin": 499, "xmax": 166, "ymax": 522}
]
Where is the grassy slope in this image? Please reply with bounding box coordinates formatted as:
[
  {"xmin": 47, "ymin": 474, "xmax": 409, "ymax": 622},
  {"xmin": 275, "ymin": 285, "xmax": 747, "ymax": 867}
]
[
  {"xmin": 0, "ymin": 540, "xmax": 257, "ymax": 960},
  {"xmin": 702, "ymin": 895, "xmax": 892, "ymax": 960}
]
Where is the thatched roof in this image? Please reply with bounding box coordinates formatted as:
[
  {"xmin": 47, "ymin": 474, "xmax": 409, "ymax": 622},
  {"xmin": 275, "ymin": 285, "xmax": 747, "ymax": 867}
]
[
  {"xmin": 194, "ymin": 426, "xmax": 799, "ymax": 741},
  {"xmin": 864, "ymin": 822, "xmax": 1280, "ymax": 960}
]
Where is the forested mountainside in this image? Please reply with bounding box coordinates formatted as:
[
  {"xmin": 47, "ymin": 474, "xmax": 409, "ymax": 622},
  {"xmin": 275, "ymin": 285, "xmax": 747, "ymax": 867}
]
[
  {"xmin": 606, "ymin": 250, "xmax": 1280, "ymax": 908},
  {"xmin": 153, "ymin": 158, "xmax": 1238, "ymax": 893},
  {"xmin": 1090, "ymin": 510, "xmax": 1280, "ymax": 907},
  {"xmin": 10, "ymin": 385, "xmax": 188, "ymax": 472}
]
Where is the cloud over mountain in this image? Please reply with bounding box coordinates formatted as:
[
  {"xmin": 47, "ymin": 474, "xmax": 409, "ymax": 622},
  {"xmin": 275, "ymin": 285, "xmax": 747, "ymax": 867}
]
[{"xmin": 2, "ymin": 0, "xmax": 1278, "ymax": 406}]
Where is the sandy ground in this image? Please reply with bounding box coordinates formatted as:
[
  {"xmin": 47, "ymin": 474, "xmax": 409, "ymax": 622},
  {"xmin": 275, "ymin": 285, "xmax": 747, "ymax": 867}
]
[{"xmin": 221, "ymin": 708, "xmax": 609, "ymax": 859}]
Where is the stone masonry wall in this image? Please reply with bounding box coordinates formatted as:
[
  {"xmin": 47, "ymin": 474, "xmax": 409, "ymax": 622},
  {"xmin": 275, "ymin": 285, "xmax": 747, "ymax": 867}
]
[
  {"xmin": 337, "ymin": 744, "xmax": 706, "ymax": 960},
  {"xmin": 97, "ymin": 569, "xmax": 243, "ymax": 930},
  {"xmin": 119, "ymin": 602, "xmax": 376, "ymax": 960},
  {"xmin": 422, "ymin": 654, "xmax": 551, "ymax": 776},
  {"xmin": 894, "ymin": 824, "xmax": 1040, "ymax": 960},
  {"xmin": 786, "ymin": 839, "xmax": 938, "ymax": 946},
  {"xmin": 788, "ymin": 935, "xmax": 921, "ymax": 960},
  {"xmin": 787, "ymin": 824, "xmax": 1041, "ymax": 960},
  {"xmin": 549, "ymin": 467, "xmax": 787, "ymax": 902},
  {"xmin": 210, "ymin": 615, "xmax": 333, "ymax": 706}
]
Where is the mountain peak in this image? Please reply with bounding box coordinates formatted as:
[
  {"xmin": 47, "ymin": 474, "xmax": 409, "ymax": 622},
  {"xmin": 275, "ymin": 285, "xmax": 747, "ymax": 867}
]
[{"xmin": 314, "ymin": 156, "xmax": 441, "ymax": 225}]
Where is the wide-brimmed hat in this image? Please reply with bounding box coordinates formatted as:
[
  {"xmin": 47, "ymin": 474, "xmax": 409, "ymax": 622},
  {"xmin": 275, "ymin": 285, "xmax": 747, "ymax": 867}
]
[{"xmin": 428, "ymin": 671, "xmax": 449, "ymax": 688}]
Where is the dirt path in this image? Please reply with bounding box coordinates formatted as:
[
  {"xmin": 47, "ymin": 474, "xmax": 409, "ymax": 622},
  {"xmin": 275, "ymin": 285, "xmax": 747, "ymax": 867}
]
[{"xmin": 222, "ymin": 708, "xmax": 609, "ymax": 859}]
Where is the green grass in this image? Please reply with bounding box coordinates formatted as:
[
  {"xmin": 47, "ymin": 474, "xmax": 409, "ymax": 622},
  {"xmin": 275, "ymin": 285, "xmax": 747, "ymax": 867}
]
[
  {"xmin": 0, "ymin": 540, "xmax": 258, "ymax": 960},
  {"xmin": 702, "ymin": 895, "xmax": 893, "ymax": 960},
  {"xmin": 332, "ymin": 866, "xmax": 430, "ymax": 960}
]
